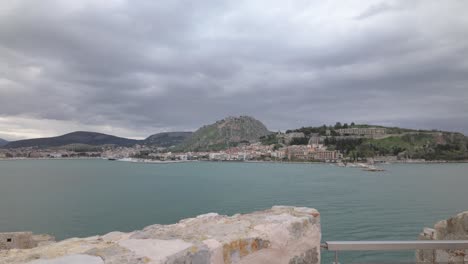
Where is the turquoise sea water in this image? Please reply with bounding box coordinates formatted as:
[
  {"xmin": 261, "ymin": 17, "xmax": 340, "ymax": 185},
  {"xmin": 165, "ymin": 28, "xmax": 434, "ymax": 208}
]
[{"xmin": 0, "ymin": 159, "xmax": 467, "ymax": 263}]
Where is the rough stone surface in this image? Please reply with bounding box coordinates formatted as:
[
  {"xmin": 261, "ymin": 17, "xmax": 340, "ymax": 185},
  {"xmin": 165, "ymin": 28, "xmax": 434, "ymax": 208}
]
[
  {"xmin": 0, "ymin": 206, "xmax": 321, "ymax": 264},
  {"xmin": 28, "ymin": 255, "xmax": 103, "ymax": 264},
  {"xmin": 417, "ymin": 211, "xmax": 468, "ymax": 263},
  {"xmin": 0, "ymin": 233, "xmax": 55, "ymax": 251}
]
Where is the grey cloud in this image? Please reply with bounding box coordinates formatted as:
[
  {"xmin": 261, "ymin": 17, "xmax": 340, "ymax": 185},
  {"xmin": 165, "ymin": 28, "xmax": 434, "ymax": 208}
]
[
  {"xmin": 355, "ymin": 2, "xmax": 398, "ymax": 20},
  {"xmin": 0, "ymin": 0, "xmax": 468, "ymax": 140}
]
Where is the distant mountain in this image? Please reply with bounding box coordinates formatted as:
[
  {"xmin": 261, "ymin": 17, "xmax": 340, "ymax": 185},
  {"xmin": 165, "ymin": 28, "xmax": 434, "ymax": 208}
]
[
  {"xmin": 0, "ymin": 138, "xmax": 8, "ymax": 147},
  {"xmin": 3, "ymin": 131, "xmax": 141, "ymax": 149},
  {"xmin": 144, "ymin": 132, "xmax": 193, "ymax": 147},
  {"xmin": 177, "ymin": 116, "xmax": 271, "ymax": 151}
]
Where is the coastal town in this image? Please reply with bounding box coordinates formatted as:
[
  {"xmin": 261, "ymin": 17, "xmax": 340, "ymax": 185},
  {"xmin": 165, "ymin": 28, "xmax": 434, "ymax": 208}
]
[
  {"xmin": 1, "ymin": 117, "xmax": 466, "ymax": 166},
  {"xmin": 0, "ymin": 127, "xmax": 389, "ymax": 163},
  {"xmin": 0, "ymin": 137, "xmax": 343, "ymax": 162}
]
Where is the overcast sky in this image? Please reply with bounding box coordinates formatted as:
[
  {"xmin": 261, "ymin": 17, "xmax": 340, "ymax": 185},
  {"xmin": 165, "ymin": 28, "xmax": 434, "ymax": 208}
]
[{"xmin": 1, "ymin": 0, "xmax": 467, "ymax": 140}]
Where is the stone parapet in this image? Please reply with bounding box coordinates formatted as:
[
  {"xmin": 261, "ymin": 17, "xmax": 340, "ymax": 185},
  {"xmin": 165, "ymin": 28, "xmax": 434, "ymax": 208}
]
[
  {"xmin": 0, "ymin": 206, "xmax": 321, "ymax": 264},
  {"xmin": 417, "ymin": 211, "xmax": 468, "ymax": 263},
  {"xmin": 0, "ymin": 233, "xmax": 54, "ymax": 251}
]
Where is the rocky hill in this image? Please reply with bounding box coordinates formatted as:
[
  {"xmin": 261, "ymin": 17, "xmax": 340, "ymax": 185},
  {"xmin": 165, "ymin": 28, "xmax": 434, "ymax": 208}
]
[
  {"xmin": 0, "ymin": 138, "xmax": 8, "ymax": 147},
  {"xmin": 144, "ymin": 132, "xmax": 193, "ymax": 147},
  {"xmin": 177, "ymin": 116, "xmax": 271, "ymax": 151},
  {"xmin": 362, "ymin": 132, "xmax": 468, "ymax": 160},
  {"xmin": 2, "ymin": 131, "xmax": 141, "ymax": 149},
  {"xmin": 279, "ymin": 123, "xmax": 468, "ymax": 161}
]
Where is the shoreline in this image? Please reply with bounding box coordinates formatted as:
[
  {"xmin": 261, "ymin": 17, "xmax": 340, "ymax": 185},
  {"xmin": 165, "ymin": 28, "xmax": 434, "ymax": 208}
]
[
  {"xmin": 116, "ymin": 158, "xmax": 197, "ymax": 164},
  {"xmin": 0, "ymin": 157, "xmax": 101, "ymax": 161},
  {"xmin": 1, "ymin": 157, "xmax": 467, "ymax": 164}
]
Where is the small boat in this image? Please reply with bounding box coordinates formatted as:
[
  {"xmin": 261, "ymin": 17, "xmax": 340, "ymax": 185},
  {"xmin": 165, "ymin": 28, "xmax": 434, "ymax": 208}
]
[
  {"xmin": 336, "ymin": 162, "xmax": 346, "ymax": 167},
  {"xmin": 108, "ymin": 158, "xmax": 117, "ymax": 161},
  {"xmin": 363, "ymin": 166, "xmax": 385, "ymax": 172}
]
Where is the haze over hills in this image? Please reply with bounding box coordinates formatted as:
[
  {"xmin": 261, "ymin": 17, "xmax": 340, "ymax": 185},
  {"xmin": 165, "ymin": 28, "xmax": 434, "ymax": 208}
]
[
  {"xmin": 2, "ymin": 131, "xmax": 141, "ymax": 149},
  {"xmin": 0, "ymin": 138, "xmax": 8, "ymax": 147},
  {"xmin": 1, "ymin": 116, "xmax": 273, "ymax": 149},
  {"xmin": 176, "ymin": 116, "xmax": 271, "ymax": 151},
  {"xmin": 2, "ymin": 131, "xmax": 196, "ymax": 149}
]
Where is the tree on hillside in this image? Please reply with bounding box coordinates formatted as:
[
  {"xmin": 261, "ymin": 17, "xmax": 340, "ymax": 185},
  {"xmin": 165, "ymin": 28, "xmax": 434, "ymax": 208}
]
[
  {"xmin": 334, "ymin": 122, "xmax": 342, "ymax": 129},
  {"xmin": 273, "ymin": 144, "xmax": 282, "ymax": 150},
  {"xmin": 290, "ymin": 137, "xmax": 308, "ymax": 145}
]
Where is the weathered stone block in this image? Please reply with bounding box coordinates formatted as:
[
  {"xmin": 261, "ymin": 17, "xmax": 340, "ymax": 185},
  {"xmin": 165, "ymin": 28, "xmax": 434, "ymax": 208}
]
[
  {"xmin": 0, "ymin": 206, "xmax": 321, "ymax": 264},
  {"xmin": 28, "ymin": 254, "xmax": 104, "ymax": 264},
  {"xmin": 0, "ymin": 233, "xmax": 54, "ymax": 251},
  {"xmin": 417, "ymin": 211, "xmax": 468, "ymax": 264}
]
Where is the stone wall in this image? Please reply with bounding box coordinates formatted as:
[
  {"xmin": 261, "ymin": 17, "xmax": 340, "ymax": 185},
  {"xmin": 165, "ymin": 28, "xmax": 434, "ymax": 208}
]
[
  {"xmin": 0, "ymin": 233, "xmax": 54, "ymax": 251},
  {"xmin": 0, "ymin": 206, "xmax": 321, "ymax": 264},
  {"xmin": 417, "ymin": 211, "xmax": 468, "ymax": 263},
  {"xmin": 0, "ymin": 233, "xmax": 36, "ymax": 250}
]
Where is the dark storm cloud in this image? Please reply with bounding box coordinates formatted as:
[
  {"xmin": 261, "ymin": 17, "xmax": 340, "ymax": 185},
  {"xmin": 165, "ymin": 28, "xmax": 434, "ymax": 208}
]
[{"xmin": 0, "ymin": 0, "xmax": 467, "ymax": 140}]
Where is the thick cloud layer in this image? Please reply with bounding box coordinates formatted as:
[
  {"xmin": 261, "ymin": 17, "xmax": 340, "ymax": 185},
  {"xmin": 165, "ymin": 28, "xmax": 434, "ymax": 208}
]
[{"xmin": 1, "ymin": 0, "xmax": 467, "ymax": 140}]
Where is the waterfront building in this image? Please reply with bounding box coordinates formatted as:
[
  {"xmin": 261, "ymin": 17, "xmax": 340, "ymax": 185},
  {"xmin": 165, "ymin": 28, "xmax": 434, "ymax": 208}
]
[
  {"xmin": 271, "ymin": 150, "xmax": 286, "ymax": 159},
  {"xmin": 209, "ymin": 152, "xmax": 228, "ymax": 160},
  {"xmin": 48, "ymin": 153, "xmax": 62, "ymax": 158},
  {"xmin": 286, "ymin": 145, "xmax": 309, "ymax": 160},
  {"xmin": 286, "ymin": 144, "xmax": 341, "ymax": 161},
  {"xmin": 176, "ymin": 154, "xmax": 188, "ymax": 160},
  {"xmin": 311, "ymin": 150, "xmax": 340, "ymax": 161}
]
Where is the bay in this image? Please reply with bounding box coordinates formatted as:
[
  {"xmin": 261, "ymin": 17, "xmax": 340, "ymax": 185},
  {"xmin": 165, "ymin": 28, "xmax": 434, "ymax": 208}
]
[{"xmin": 1, "ymin": 159, "xmax": 467, "ymax": 263}]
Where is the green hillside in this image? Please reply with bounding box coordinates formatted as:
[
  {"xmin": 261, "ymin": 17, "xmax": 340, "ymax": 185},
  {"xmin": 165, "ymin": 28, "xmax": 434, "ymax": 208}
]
[
  {"xmin": 2, "ymin": 131, "xmax": 141, "ymax": 149},
  {"xmin": 176, "ymin": 116, "xmax": 271, "ymax": 151},
  {"xmin": 280, "ymin": 123, "xmax": 468, "ymax": 161},
  {"xmin": 144, "ymin": 132, "xmax": 193, "ymax": 147}
]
